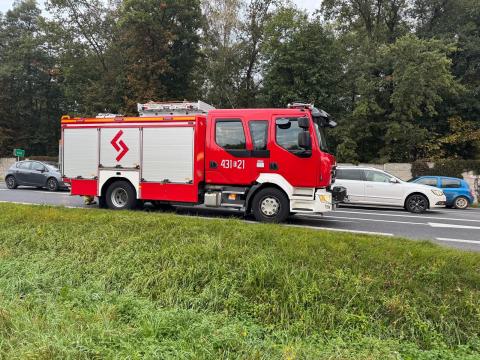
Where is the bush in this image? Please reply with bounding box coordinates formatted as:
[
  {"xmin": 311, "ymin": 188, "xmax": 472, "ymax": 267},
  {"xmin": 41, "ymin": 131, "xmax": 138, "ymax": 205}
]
[{"xmin": 411, "ymin": 160, "xmax": 431, "ymax": 178}]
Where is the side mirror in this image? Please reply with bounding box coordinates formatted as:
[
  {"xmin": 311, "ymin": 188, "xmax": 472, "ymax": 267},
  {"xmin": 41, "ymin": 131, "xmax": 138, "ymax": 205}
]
[
  {"xmin": 298, "ymin": 117, "xmax": 310, "ymax": 129},
  {"xmin": 389, "ymin": 178, "xmax": 399, "ymax": 184},
  {"xmin": 298, "ymin": 131, "xmax": 311, "ymax": 149}
]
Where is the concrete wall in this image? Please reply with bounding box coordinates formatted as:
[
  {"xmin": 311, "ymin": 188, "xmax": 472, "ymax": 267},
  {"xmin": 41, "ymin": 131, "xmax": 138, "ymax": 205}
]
[
  {"xmin": 0, "ymin": 158, "xmax": 15, "ymax": 179},
  {"xmin": 339, "ymin": 163, "xmax": 413, "ymax": 181}
]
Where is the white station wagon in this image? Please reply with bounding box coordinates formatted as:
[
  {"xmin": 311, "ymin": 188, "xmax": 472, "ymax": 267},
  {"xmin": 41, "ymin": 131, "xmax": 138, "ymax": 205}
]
[{"xmin": 334, "ymin": 166, "xmax": 447, "ymax": 213}]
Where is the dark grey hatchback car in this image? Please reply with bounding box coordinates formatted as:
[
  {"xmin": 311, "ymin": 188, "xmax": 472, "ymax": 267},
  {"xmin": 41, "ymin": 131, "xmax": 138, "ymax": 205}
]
[{"xmin": 5, "ymin": 161, "xmax": 68, "ymax": 192}]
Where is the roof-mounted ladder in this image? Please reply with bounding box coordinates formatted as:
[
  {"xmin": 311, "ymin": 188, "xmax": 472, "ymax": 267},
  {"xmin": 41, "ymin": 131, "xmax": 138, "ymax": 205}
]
[{"xmin": 137, "ymin": 101, "xmax": 215, "ymax": 117}]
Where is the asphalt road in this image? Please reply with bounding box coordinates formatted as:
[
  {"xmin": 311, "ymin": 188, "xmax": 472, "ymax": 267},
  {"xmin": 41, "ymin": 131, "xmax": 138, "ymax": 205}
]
[{"xmin": 1, "ymin": 182, "xmax": 479, "ymax": 251}]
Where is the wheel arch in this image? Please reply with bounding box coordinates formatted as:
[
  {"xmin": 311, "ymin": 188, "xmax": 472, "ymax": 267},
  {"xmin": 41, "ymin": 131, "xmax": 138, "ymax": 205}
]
[
  {"xmin": 246, "ymin": 183, "xmax": 288, "ymax": 214},
  {"xmin": 5, "ymin": 174, "xmax": 17, "ymax": 187},
  {"xmin": 46, "ymin": 176, "xmax": 58, "ymax": 185},
  {"xmin": 453, "ymin": 195, "xmax": 470, "ymax": 208},
  {"xmin": 100, "ymin": 177, "xmax": 137, "ymax": 198},
  {"xmin": 404, "ymin": 192, "xmax": 430, "ymax": 209}
]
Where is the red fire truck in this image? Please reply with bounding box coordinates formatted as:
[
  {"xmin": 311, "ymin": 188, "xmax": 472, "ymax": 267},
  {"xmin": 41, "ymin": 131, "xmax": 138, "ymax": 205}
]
[{"xmin": 61, "ymin": 101, "xmax": 345, "ymax": 222}]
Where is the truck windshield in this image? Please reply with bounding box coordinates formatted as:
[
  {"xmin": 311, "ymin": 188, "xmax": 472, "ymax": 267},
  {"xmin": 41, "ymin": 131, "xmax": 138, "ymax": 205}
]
[{"xmin": 314, "ymin": 122, "xmax": 329, "ymax": 153}]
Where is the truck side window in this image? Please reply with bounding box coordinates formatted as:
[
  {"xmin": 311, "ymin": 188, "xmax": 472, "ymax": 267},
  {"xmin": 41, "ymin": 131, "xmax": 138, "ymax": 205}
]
[
  {"xmin": 249, "ymin": 121, "xmax": 268, "ymax": 150},
  {"xmin": 215, "ymin": 120, "xmax": 246, "ymax": 150},
  {"xmin": 276, "ymin": 118, "xmax": 303, "ymax": 152}
]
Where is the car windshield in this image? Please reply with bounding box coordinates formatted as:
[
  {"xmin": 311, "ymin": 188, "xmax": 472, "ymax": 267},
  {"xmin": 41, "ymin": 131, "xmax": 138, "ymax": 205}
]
[{"xmin": 313, "ymin": 122, "xmax": 329, "ymax": 153}]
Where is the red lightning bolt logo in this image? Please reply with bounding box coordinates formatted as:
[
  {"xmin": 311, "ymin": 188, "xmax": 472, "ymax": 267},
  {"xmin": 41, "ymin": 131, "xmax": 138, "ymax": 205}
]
[{"xmin": 110, "ymin": 130, "xmax": 129, "ymax": 162}]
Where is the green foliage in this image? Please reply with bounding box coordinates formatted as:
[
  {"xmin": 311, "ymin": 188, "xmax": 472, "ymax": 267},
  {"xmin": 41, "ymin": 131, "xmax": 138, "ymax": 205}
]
[
  {"xmin": 411, "ymin": 160, "xmax": 431, "ymax": 178},
  {"xmin": 382, "ymin": 35, "xmax": 462, "ymax": 121},
  {"xmin": 335, "ymin": 136, "xmax": 359, "ymax": 163},
  {"xmin": 1, "ymin": 203, "xmax": 480, "ymax": 358},
  {"xmin": 380, "ymin": 121, "xmax": 430, "ymax": 162},
  {"xmin": 0, "ymin": 0, "xmax": 62, "ymax": 156},
  {"xmin": 261, "ymin": 8, "xmax": 347, "ymax": 113},
  {"xmin": 117, "ymin": 0, "xmax": 202, "ymax": 112}
]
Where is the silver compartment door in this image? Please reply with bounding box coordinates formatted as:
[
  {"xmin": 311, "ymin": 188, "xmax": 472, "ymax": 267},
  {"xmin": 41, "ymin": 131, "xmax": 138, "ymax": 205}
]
[
  {"xmin": 142, "ymin": 127, "xmax": 194, "ymax": 183},
  {"xmin": 100, "ymin": 128, "xmax": 140, "ymax": 169},
  {"xmin": 63, "ymin": 128, "xmax": 98, "ymax": 179}
]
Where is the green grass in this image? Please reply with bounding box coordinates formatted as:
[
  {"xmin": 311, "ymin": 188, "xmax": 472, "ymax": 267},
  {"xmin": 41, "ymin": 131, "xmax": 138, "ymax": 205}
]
[{"xmin": 0, "ymin": 203, "xmax": 479, "ymax": 359}]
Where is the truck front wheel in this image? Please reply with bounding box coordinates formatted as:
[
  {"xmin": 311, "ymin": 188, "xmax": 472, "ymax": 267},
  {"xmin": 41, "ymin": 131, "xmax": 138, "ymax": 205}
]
[
  {"xmin": 105, "ymin": 181, "xmax": 138, "ymax": 210},
  {"xmin": 252, "ymin": 187, "xmax": 290, "ymax": 223}
]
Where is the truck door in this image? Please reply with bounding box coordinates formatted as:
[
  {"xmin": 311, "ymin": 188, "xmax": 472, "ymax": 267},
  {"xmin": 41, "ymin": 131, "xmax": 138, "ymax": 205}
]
[
  {"xmin": 206, "ymin": 117, "xmax": 253, "ymax": 185},
  {"xmin": 268, "ymin": 116, "xmax": 319, "ymax": 188},
  {"xmin": 247, "ymin": 120, "xmax": 270, "ymax": 177}
]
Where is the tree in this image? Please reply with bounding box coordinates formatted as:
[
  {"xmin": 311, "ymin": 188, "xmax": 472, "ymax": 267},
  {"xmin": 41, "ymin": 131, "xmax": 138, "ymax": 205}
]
[
  {"xmin": 321, "ymin": 0, "xmax": 411, "ymax": 43},
  {"xmin": 117, "ymin": 0, "xmax": 202, "ymax": 112},
  {"xmin": 199, "ymin": 0, "xmax": 277, "ymax": 108},
  {"xmin": 261, "ymin": 7, "xmax": 347, "ymax": 113},
  {"xmin": 45, "ymin": 0, "xmax": 121, "ymax": 115},
  {"xmin": 0, "ymin": 0, "xmax": 62, "ymax": 156},
  {"xmin": 199, "ymin": 0, "xmax": 244, "ymax": 108}
]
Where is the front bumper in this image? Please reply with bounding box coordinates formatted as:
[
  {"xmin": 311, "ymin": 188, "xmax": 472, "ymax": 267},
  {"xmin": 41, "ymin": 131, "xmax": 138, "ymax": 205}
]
[
  {"xmin": 430, "ymin": 194, "xmax": 447, "ymax": 208},
  {"xmin": 290, "ymin": 189, "xmax": 335, "ymax": 214}
]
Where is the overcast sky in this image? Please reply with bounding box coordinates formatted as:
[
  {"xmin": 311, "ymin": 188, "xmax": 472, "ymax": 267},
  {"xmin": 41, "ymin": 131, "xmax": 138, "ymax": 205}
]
[{"xmin": 0, "ymin": 0, "xmax": 320, "ymax": 15}]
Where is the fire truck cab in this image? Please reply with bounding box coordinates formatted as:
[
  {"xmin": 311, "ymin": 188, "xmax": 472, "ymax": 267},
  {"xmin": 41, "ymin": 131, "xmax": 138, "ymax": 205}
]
[{"xmin": 61, "ymin": 101, "xmax": 345, "ymax": 222}]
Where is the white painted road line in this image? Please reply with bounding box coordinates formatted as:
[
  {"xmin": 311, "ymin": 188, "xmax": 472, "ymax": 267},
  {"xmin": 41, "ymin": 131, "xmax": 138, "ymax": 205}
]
[
  {"xmin": 0, "ymin": 189, "xmax": 70, "ymax": 195},
  {"xmin": 429, "ymin": 222, "xmax": 480, "ymax": 230},
  {"xmin": 436, "ymin": 238, "xmax": 480, "ymax": 245},
  {"xmin": 335, "ymin": 209, "xmax": 480, "ymax": 223},
  {"xmin": 323, "ymin": 215, "xmax": 426, "ymax": 226}
]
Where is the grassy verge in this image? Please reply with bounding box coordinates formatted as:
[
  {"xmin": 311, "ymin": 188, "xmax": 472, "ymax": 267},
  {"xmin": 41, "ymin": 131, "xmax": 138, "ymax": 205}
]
[{"xmin": 0, "ymin": 203, "xmax": 479, "ymax": 359}]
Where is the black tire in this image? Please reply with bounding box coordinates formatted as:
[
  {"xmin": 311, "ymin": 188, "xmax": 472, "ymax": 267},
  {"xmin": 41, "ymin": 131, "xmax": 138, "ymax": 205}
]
[
  {"xmin": 105, "ymin": 181, "xmax": 138, "ymax": 210},
  {"xmin": 252, "ymin": 187, "xmax": 290, "ymax": 223},
  {"xmin": 453, "ymin": 196, "xmax": 469, "ymax": 210},
  {"xmin": 98, "ymin": 196, "xmax": 107, "ymax": 209},
  {"xmin": 405, "ymin": 194, "xmax": 429, "ymax": 213},
  {"xmin": 46, "ymin": 178, "xmax": 59, "ymax": 192},
  {"xmin": 5, "ymin": 176, "xmax": 17, "ymax": 189}
]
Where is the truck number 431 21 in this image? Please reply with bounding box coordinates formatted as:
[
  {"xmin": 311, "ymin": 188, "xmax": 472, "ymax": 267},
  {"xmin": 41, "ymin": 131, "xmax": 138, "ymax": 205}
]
[{"xmin": 221, "ymin": 159, "xmax": 245, "ymax": 170}]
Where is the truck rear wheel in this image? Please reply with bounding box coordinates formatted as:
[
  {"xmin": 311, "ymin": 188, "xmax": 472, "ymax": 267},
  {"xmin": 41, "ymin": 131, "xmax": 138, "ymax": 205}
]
[
  {"xmin": 252, "ymin": 187, "xmax": 289, "ymax": 223},
  {"xmin": 105, "ymin": 181, "xmax": 138, "ymax": 210}
]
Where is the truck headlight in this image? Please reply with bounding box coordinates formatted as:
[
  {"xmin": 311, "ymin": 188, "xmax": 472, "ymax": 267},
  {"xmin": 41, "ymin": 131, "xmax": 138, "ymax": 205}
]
[
  {"xmin": 431, "ymin": 189, "xmax": 444, "ymax": 196},
  {"xmin": 319, "ymin": 194, "xmax": 332, "ymax": 203}
]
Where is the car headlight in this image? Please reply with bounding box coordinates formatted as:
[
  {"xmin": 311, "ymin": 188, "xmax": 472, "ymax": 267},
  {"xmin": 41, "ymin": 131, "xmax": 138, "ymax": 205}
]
[{"xmin": 431, "ymin": 189, "xmax": 444, "ymax": 196}]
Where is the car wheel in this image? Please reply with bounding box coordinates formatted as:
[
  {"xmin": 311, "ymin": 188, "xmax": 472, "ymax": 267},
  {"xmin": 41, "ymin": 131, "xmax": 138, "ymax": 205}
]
[
  {"xmin": 47, "ymin": 178, "xmax": 59, "ymax": 192},
  {"xmin": 252, "ymin": 187, "xmax": 290, "ymax": 223},
  {"xmin": 5, "ymin": 176, "xmax": 17, "ymax": 189},
  {"xmin": 105, "ymin": 181, "xmax": 138, "ymax": 210},
  {"xmin": 453, "ymin": 196, "xmax": 469, "ymax": 210},
  {"xmin": 405, "ymin": 194, "xmax": 429, "ymax": 213}
]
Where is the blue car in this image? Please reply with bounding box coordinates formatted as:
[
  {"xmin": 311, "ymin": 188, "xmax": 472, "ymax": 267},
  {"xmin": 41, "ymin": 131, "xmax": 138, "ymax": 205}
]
[{"xmin": 409, "ymin": 176, "xmax": 474, "ymax": 209}]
